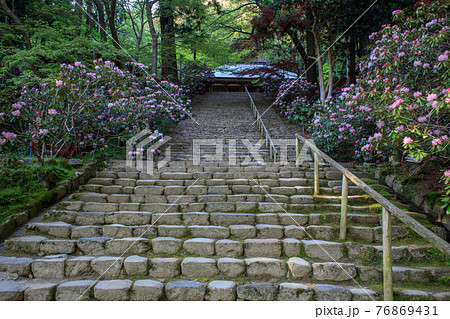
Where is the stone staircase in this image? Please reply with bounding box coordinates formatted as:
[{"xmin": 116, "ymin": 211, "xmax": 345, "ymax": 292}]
[{"xmin": 0, "ymin": 93, "xmax": 449, "ymax": 301}]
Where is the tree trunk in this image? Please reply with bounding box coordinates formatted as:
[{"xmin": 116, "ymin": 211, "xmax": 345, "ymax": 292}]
[
  {"xmin": 93, "ymin": 0, "xmax": 107, "ymax": 41},
  {"xmin": 145, "ymin": 0, "xmax": 159, "ymax": 75},
  {"xmin": 102, "ymin": 0, "xmax": 120, "ymax": 49},
  {"xmin": 312, "ymin": 29, "xmax": 325, "ymax": 102},
  {"xmin": 286, "ymin": 28, "xmax": 308, "ymax": 75},
  {"xmin": 306, "ymin": 31, "xmax": 317, "ymax": 85},
  {"xmin": 159, "ymin": 0, "xmax": 178, "ymax": 82},
  {"xmin": 0, "ymin": 0, "xmax": 31, "ymax": 49},
  {"xmin": 326, "ymin": 26, "xmax": 335, "ymax": 99},
  {"xmin": 86, "ymin": 0, "xmax": 94, "ymax": 34},
  {"xmin": 347, "ymin": 33, "xmax": 356, "ymax": 85}
]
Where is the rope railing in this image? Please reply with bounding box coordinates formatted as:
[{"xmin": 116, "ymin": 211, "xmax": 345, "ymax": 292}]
[
  {"xmin": 245, "ymin": 87, "xmax": 278, "ymax": 162},
  {"xmin": 295, "ymin": 133, "xmax": 450, "ymax": 301}
]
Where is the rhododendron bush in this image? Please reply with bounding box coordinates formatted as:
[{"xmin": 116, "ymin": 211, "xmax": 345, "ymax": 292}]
[
  {"xmin": 311, "ymin": 1, "xmax": 449, "ymax": 163},
  {"xmin": 180, "ymin": 61, "xmax": 214, "ymax": 96},
  {"xmin": 0, "ymin": 60, "xmax": 191, "ymax": 164},
  {"xmin": 273, "ymin": 79, "xmax": 319, "ymax": 125}
]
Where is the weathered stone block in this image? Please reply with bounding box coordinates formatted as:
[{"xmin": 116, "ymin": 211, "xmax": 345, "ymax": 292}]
[
  {"xmin": 256, "ymin": 213, "xmax": 279, "ymax": 225},
  {"xmin": 245, "ymin": 257, "xmax": 287, "ymax": 278},
  {"xmin": 40, "ymin": 239, "xmax": 77, "ymax": 255},
  {"xmin": 71, "ymin": 226, "xmax": 102, "ymax": 239},
  {"xmin": 152, "ymin": 237, "xmax": 182, "ymax": 254},
  {"xmin": 103, "ymin": 224, "xmax": 133, "ymax": 238},
  {"xmin": 94, "ymin": 280, "xmax": 132, "ymax": 301},
  {"xmin": 206, "ymin": 280, "xmax": 236, "ymax": 301},
  {"xmin": 124, "ymin": 255, "xmax": 148, "ymax": 276},
  {"xmin": 217, "ymin": 258, "xmax": 245, "ymax": 277},
  {"xmin": 282, "ymin": 238, "xmax": 302, "ymax": 257},
  {"xmin": 188, "ymin": 225, "xmax": 230, "ymax": 239},
  {"xmin": 91, "ymin": 256, "xmax": 124, "ymax": 278},
  {"xmin": 24, "ymin": 283, "xmax": 57, "ymax": 301},
  {"xmin": 132, "ymin": 280, "xmax": 164, "ymax": 301},
  {"xmin": 244, "ymin": 239, "xmax": 282, "ymax": 257},
  {"xmin": 313, "ymin": 262, "xmax": 357, "ymax": 281},
  {"xmin": 56, "ymin": 280, "xmax": 95, "ymax": 301},
  {"xmin": 181, "ymin": 257, "xmax": 218, "ymax": 277},
  {"xmin": 5, "ymin": 236, "xmax": 47, "ymax": 254},
  {"xmin": 313, "ymin": 284, "xmax": 352, "ymax": 301},
  {"xmin": 210, "ymin": 213, "xmax": 254, "ymax": 226},
  {"xmin": 165, "ymin": 281, "xmax": 206, "ymax": 301},
  {"xmin": 183, "ymin": 238, "xmax": 215, "ymax": 256},
  {"xmin": 230, "ymin": 225, "xmax": 256, "ymax": 239},
  {"xmin": 105, "ymin": 212, "xmax": 151, "ymax": 226},
  {"xmin": 256, "ymin": 224, "xmax": 284, "ymax": 239},
  {"xmin": 215, "ymin": 239, "xmax": 243, "ymax": 257},
  {"xmin": 149, "ymin": 258, "xmax": 180, "ymax": 278},
  {"xmin": 0, "ymin": 256, "xmax": 32, "ymax": 277},
  {"xmin": 237, "ymin": 283, "xmax": 278, "ymax": 301},
  {"xmin": 287, "ymin": 257, "xmax": 311, "ymax": 278},
  {"xmin": 183, "ymin": 212, "xmax": 210, "ymax": 225},
  {"xmin": 279, "ymin": 213, "xmax": 308, "ymax": 226},
  {"xmin": 77, "ymin": 236, "xmax": 111, "ymax": 255},
  {"xmin": 65, "ymin": 256, "xmax": 94, "ymax": 277},
  {"xmin": 351, "ymin": 288, "xmax": 380, "ymax": 301},
  {"xmin": 277, "ymin": 283, "xmax": 313, "ymax": 301},
  {"xmin": 0, "ymin": 282, "xmax": 26, "ymax": 301},
  {"xmin": 303, "ymin": 240, "xmax": 344, "ymax": 261},
  {"xmin": 151, "ymin": 213, "xmax": 182, "ymax": 225},
  {"xmin": 32, "ymin": 258, "xmax": 65, "ymax": 279}
]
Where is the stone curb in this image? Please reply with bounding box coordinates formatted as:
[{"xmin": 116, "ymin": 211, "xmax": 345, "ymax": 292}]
[{"xmin": 0, "ymin": 160, "xmax": 102, "ymax": 240}]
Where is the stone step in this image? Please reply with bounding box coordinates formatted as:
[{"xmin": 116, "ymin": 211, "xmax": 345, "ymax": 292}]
[
  {"xmin": 5, "ymin": 234, "xmax": 438, "ymax": 265},
  {"xmin": 28, "ymin": 220, "xmax": 411, "ymax": 245},
  {"xmin": 0, "ymin": 279, "xmax": 398, "ymax": 301},
  {"xmin": 4, "ymin": 278, "xmax": 448, "ymax": 301},
  {"xmin": 56, "ymin": 199, "xmax": 391, "ymax": 214},
  {"xmin": 47, "ymin": 211, "xmax": 385, "ymax": 227},
  {"xmin": 1, "ymin": 255, "xmax": 446, "ymax": 286},
  {"xmin": 73, "ymin": 191, "xmax": 382, "ymax": 207}
]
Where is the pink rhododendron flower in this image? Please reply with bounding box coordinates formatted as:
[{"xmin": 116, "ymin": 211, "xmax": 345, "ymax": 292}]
[
  {"xmin": 11, "ymin": 110, "xmax": 20, "ymax": 116},
  {"xmin": 48, "ymin": 109, "xmax": 58, "ymax": 115},
  {"xmin": 2, "ymin": 132, "xmax": 17, "ymax": 139},
  {"xmin": 374, "ymin": 133, "xmax": 383, "ymax": 139},
  {"xmin": 432, "ymin": 138, "xmax": 442, "ymax": 146},
  {"xmin": 74, "ymin": 62, "xmax": 82, "ymax": 67},
  {"xmin": 423, "ymin": 63, "xmax": 430, "ymax": 68},
  {"xmin": 413, "ymin": 92, "xmax": 422, "ymax": 98},
  {"xmin": 0, "ymin": 138, "xmax": 6, "ymax": 145},
  {"xmin": 445, "ymin": 170, "xmax": 450, "ymax": 178},
  {"xmin": 376, "ymin": 120, "xmax": 385, "ymax": 129},
  {"xmin": 427, "ymin": 93, "xmax": 438, "ymax": 101},
  {"xmin": 417, "ymin": 116, "xmax": 427, "ymax": 122},
  {"xmin": 403, "ymin": 137, "xmax": 413, "ymax": 145},
  {"xmin": 438, "ymin": 54, "xmax": 448, "ymax": 62},
  {"xmin": 414, "ymin": 61, "xmax": 422, "ymax": 67},
  {"xmin": 55, "ymin": 80, "xmax": 64, "ymax": 87},
  {"xmin": 396, "ymin": 125, "xmax": 405, "ymax": 131}
]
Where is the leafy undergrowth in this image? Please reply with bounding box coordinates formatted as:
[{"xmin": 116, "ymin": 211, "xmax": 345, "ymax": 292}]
[{"xmin": 0, "ymin": 157, "xmax": 83, "ymax": 223}]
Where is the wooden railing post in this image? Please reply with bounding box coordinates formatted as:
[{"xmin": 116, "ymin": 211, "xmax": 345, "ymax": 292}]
[
  {"xmin": 340, "ymin": 175, "xmax": 349, "ymax": 240},
  {"xmin": 383, "ymin": 207, "xmax": 394, "ymax": 301},
  {"xmin": 314, "ymin": 153, "xmax": 320, "ymax": 195},
  {"xmin": 295, "ymin": 137, "xmax": 300, "ymax": 166}
]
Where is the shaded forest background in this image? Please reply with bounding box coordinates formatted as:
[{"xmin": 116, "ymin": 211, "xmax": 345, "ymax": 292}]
[{"xmin": 0, "ymin": 0, "xmax": 417, "ymax": 94}]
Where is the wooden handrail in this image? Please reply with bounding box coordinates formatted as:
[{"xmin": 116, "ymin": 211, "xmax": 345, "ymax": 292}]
[
  {"xmin": 245, "ymin": 87, "xmax": 278, "ymax": 161},
  {"xmin": 296, "ymin": 133, "xmax": 450, "ymax": 301},
  {"xmin": 295, "ymin": 133, "xmax": 450, "ymax": 257}
]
